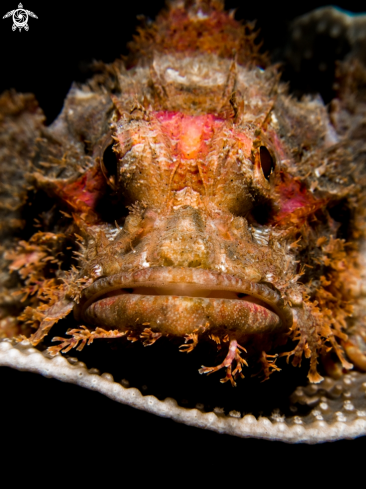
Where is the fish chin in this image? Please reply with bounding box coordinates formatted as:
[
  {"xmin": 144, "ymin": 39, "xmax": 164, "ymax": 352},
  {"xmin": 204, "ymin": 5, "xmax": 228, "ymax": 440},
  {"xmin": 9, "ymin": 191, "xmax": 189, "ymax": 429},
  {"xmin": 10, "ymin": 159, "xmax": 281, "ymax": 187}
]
[{"xmin": 83, "ymin": 294, "xmax": 282, "ymax": 338}]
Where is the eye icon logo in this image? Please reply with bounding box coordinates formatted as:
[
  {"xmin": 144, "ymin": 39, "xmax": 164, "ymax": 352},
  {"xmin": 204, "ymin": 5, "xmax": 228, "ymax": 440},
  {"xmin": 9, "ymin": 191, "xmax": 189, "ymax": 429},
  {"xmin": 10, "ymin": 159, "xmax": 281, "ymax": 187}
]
[{"xmin": 3, "ymin": 3, "xmax": 38, "ymax": 31}]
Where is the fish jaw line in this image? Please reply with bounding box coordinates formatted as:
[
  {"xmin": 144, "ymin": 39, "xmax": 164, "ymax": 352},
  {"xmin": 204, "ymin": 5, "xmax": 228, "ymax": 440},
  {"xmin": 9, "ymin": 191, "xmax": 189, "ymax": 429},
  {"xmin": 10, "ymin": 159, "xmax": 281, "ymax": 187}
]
[{"xmin": 74, "ymin": 267, "xmax": 293, "ymax": 338}]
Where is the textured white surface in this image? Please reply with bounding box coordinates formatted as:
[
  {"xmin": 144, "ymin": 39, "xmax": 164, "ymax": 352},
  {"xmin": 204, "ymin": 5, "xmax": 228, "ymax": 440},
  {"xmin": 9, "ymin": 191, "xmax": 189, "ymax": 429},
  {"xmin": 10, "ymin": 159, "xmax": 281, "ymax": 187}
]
[{"xmin": 1, "ymin": 339, "xmax": 366, "ymax": 443}]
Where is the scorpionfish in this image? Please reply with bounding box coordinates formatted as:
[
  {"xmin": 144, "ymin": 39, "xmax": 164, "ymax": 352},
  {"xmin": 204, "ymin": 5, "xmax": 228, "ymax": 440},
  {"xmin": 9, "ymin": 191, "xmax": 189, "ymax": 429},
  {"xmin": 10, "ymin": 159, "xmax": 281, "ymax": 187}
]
[{"xmin": 1, "ymin": 0, "xmax": 366, "ymax": 399}]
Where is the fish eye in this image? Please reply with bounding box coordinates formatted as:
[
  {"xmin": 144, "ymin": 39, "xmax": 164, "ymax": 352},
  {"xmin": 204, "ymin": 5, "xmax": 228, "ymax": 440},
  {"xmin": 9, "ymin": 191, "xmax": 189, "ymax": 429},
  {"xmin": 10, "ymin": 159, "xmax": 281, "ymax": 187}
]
[
  {"xmin": 102, "ymin": 143, "xmax": 119, "ymax": 189},
  {"xmin": 259, "ymin": 146, "xmax": 275, "ymax": 180}
]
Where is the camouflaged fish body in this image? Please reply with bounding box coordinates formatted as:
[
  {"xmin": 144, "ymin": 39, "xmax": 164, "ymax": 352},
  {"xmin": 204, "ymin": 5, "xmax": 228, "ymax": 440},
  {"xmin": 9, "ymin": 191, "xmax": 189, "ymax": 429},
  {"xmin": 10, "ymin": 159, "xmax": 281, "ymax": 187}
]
[{"xmin": 1, "ymin": 1, "xmax": 366, "ymax": 442}]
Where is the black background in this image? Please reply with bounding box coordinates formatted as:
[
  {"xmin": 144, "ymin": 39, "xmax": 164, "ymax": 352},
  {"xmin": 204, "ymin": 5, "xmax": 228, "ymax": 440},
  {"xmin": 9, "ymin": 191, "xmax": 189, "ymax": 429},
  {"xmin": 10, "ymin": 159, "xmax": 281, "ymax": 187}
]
[
  {"xmin": 1, "ymin": 0, "xmax": 365, "ymax": 123},
  {"xmin": 1, "ymin": 0, "xmax": 366, "ymax": 477}
]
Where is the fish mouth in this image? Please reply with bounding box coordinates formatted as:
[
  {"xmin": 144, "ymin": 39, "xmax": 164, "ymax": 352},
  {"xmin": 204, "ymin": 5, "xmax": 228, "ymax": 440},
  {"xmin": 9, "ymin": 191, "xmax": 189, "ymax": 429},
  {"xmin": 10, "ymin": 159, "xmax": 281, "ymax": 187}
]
[{"xmin": 75, "ymin": 268, "xmax": 293, "ymax": 340}]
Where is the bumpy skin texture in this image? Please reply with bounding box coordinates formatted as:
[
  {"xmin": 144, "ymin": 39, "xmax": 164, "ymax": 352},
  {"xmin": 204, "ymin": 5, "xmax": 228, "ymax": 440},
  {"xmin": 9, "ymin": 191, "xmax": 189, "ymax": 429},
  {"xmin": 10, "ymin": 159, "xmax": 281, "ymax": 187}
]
[{"xmin": 1, "ymin": 1, "xmax": 366, "ymax": 416}]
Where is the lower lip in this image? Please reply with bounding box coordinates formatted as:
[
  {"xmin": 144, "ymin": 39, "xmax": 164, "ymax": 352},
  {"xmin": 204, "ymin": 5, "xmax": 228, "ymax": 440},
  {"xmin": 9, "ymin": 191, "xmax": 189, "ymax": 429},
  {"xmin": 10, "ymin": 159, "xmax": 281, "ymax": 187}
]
[{"xmin": 82, "ymin": 293, "xmax": 283, "ymax": 338}]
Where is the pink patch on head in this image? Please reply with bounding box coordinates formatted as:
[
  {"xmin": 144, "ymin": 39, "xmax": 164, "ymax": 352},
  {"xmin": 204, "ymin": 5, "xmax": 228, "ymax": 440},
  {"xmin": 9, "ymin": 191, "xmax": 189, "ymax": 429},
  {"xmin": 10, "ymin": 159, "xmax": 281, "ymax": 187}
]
[
  {"xmin": 155, "ymin": 111, "xmax": 253, "ymax": 163},
  {"xmin": 273, "ymin": 173, "xmax": 327, "ymax": 224},
  {"xmin": 155, "ymin": 111, "xmax": 223, "ymax": 159},
  {"xmin": 279, "ymin": 181, "xmax": 311, "ymax": 214},
  {"xmin": 53, "ymin": 165, "xmax": 106, "ymax": 223},
  {"xmin": 180, "ymin": 116, "xmax": 206, "ymax": 159},
  {"xmin": 153, "ymin": 112, "xmax": 225, "ymax": 192}
]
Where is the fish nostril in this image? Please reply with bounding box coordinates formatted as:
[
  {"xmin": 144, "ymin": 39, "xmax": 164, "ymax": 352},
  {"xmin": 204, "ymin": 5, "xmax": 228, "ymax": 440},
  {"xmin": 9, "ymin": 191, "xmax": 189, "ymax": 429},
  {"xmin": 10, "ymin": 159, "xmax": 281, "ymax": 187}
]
[
  {"xmin": 162, "ymin": 257, "xmax": 175, "ymax": 267},
  {"xmin": 188, "ymin": 259, "xmax": 203, "ymax": 267}
]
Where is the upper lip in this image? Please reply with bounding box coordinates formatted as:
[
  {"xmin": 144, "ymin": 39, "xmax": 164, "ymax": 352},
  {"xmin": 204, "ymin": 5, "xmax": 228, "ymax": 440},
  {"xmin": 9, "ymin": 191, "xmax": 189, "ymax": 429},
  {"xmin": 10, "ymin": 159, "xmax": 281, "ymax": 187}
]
[{"xmin": 74, "ymin": 267, "xmax": 293, "ymax": 329}]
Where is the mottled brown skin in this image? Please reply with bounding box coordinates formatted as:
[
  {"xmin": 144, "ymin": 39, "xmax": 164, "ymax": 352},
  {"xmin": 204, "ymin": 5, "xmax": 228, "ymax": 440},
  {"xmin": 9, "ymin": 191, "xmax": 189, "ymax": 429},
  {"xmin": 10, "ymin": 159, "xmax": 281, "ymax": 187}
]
[{"xmin": 1, "ymin": 0, "xmax": 366, "ymax": 388}]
